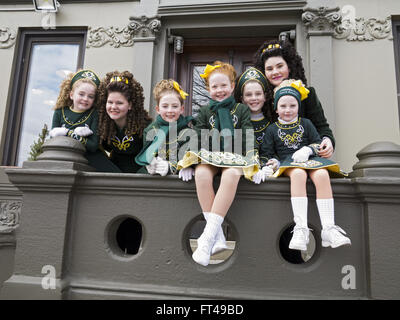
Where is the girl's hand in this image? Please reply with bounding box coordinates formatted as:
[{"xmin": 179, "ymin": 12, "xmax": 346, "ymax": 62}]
[
  {"xmin": 154, "ymin": 156, "xmax": 169, "ymax": 176},
  {"xmin": 74, "ymin": 124, "xmax": 93, "ymax": 137},
  {"xmin": 179, "ymin": 167, "xmax": 195, "ymax": 182},
  {"xmin": 266, "ymin": 159, "xmax": 280, "ymax": 171},
  {"xmin": 145, "ymin": 157, "xmax": 158, "ymax": 175},
  {"xmin": 292, "ymin": 146, "xmax": 313, "ymax": 163},
  {"xmin": 49, "ymin": 127, "xmax": 68, "ymax": 138},
  {"xmin": 318, "ymin": 137, "xmax": 334, "ymax": 158}
]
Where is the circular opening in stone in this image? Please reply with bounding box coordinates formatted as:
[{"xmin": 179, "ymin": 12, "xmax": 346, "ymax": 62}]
[
  {"xmin": 108, "ymin": 217, "xmax": 143, "ymax": 257},
  {"xmin": 187, "ymin": 216, "xmax": 236, "ymax": 265},
  {"xmin": 279, "ymin": 223, "xmax": 316, "ymax": 264}
]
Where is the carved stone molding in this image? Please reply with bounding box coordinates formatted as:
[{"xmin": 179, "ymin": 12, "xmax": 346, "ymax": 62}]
[
  {"xmin": 0, "ymin": 27, "xmax": 16, "ymax": 49},
  {"xmin": 86, "ymin": 26, "xmax": 134, "ymax": 48},
  {"xmin": 128, "ymin": 15, "xmax": 161, "ymax": 40},
  {"xmin": 0, "ymin": 200, "xmax": 21, "ymax": 233},
  {"xmin": 302, "ymin": 7, "xmax": 342, "ymax": 35},
  {"xmin": 334, "ymin": 16, "xmax": 392, "ymax": 41},
  {"xmin": 86, "ymin": 15, "xmax": 161, "ymax": 48}
]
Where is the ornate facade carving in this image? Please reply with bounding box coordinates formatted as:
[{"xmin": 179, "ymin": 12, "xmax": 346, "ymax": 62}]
[
  {"xmin": 129, "ymin": 15, "xmax": 161, "ymax": 39},
  {"xmin": 0, "ymin": 200, "xmax": 21, "ymax": 233},
  {"xmin": 86, "ymin": 16, "xmax": 161, "ymax": 48},
  {"xmin": 86, "ymin": 26, "xmax": 134, "ymax": 48},
  {"xmin": 0, "ymin": 27, "xmax": 16, "ymax": 49},
  {"xmin": 302, "ymin": 7, "xmax": 342, "ymax": 34},
  {"xmin": 334, "ymin": 16, "xmax": 392, "ymax": 41}
]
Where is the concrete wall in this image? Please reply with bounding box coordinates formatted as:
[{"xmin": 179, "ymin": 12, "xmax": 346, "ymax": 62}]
[{"xmin": 333, "ymin": 0, "xmax": 400, "ymax": 172}]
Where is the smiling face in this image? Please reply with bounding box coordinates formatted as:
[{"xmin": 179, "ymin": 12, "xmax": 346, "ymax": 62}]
[
  {"xmin": 264, "ymin": 56, "xmax": 290, "ymax": 88},
  {"xmin": 242, "ymin": 81, "xmax": 266, "ymax": 115},
  {"xmin": 276, "ymin": 95, "xmax": 299, "ymax": 123},
  {"xmin": 69, "ymin": 81, "xmax": 96, "ymax": 112},
  {"xmin": 156, "ymin": 92, "xmax": 184, "ymax": 122},
  {"xmin": 208, "ymin": 72, "xmax": 235, "ymax": 102},
  {"xmin": 106, "ymin": 91, "xmax": 131, "ymax": 129}
]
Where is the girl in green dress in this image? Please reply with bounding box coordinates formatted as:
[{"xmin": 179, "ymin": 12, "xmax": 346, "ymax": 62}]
[
  {"xmin": 98, "ymin": 71, "xmax": 151, "ymax": 173},
  {"xmin": 178, "ymin": 61, "xmax": 259, "ymax": 266},
  {"xmin": 50, "ymin": 69, "xmax": 119, "ymax": 172},
  {"xmin": 258, "ymin": 79, "xmax": 351, "ymax": 251},
  {"xmin": 135, "ymin": 79, "xmax": 194, "ymax": 176},
  {"xmin": 254, "ymin": 40, "xmax": 335, "ymax": 159}
]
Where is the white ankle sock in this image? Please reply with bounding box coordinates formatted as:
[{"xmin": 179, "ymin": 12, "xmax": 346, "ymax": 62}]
[
  {"xmin": 193, "ymin": 213, "xmax": 224, "ymax": 266},
  {"xmin": 291, "ymin": 197, "xmax": 308, "ymax": 227},
  {"xmin": 203, "ymin": 212, "xmax": 226, "ymax": 243},
  {"xmin": 316, "ymin": 198, "xmax": 335, "ymax": 229}
]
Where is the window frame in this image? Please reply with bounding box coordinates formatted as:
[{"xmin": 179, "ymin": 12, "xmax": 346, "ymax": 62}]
[
  {"xmin": 1, "ymin": 28, "xmax": 86, "ymax": 166},
  {"xmin": 392, "ymin": 17, "xmax": 400, "ymax": 126}
]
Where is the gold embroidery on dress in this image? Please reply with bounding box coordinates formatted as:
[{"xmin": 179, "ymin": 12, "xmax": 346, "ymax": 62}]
[
  {"xmin": 278, "ymin": 124, "xmax": 304, "ymax": 150},
  {"xmin": 112, "ymin": 135, "xmax": 134, "ymax": 151}
]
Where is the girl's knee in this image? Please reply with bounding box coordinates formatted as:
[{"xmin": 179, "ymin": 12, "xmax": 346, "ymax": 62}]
[
  {"xmin": 310, "ymin": 169, "xmax": 330, "ymax": 181},
  {"xmin": 287, "ymin": 168, "xmax": 307, "ymax": 180},
  {"xmin": 221, "ymin": 167, "xmax": 242, "ymax": 181},
  {"xmin": 195, "ymin": 164, "xmax": 217, "ymax": 180}
]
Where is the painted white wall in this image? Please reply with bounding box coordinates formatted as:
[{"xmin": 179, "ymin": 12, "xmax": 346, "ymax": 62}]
[{"xmin": 333, "ymin": 0, "xmax": 400, "ymax": 171}]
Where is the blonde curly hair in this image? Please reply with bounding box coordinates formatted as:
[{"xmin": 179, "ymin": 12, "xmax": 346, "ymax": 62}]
[
  {"xmin": 153, "ymin": 79, "xmax": 184, "ymax": 105},
  {"xmin": 54, "ymin": 70, "xmax": 99, "ymax": 110},
  {"xmin": 203, "ymin": 60, "xmax": 237, "ymax": 90},
  {"xmin": 97, "ymin": 70, "xmax": 152, "ymax": 144}
]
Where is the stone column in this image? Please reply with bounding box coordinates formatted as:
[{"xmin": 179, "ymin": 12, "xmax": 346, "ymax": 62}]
[
  {"xmin": 129, "ymin": 15, "xmax": 161, "ymax": 111},
  {"xmin": 0, "ymin": 137, "xmax": 92, "ymax": 299},
  {"xmin": 350, "ymin": 141, "xmax": 400, "ymax": 299},
  {"xmin": 302, "ymin": 6, "xmax": 342, "ymax": 135}
]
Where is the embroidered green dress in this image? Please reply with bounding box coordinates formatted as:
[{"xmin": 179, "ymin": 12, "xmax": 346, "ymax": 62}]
[
  {"xmin": 51, "ymin": 107, "xmax": 120, "ymax": 172},
  {"xmin": 251, "ymin": 115, "xmax": 270, "ymax": 167},
  {"xmin": 178, "ymin": 97, "xmax": 259, "ymax": 180},
  {"xmin": 102, "ymin": 127, "xmax": 143, "ymax": 173},
  {"xmin": 135, "ymin": 115, "xmax": 194, "ymax": 174},
  {"xmin": 259, "ymin": 117, "xmax": 346, "ymax": 177}
]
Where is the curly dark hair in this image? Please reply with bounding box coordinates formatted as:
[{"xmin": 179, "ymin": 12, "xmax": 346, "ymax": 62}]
[
  {"xmin": 253, "ymin": 40, "xmax": 308, "ymax": 121},
  {"xmin": 98, "ymin": 70, "xmax": 152, "ymax": 144}
]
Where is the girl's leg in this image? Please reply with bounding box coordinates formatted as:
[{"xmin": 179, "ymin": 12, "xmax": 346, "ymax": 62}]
[
  {"xmin": 211, "ymin": 167, "xmax": 242, "ymax": 218},
  {"xmin": 194, "ymin": 164, "xmax": 219, "ymax": 212},
  {"xmin": 309, "ymin": 169, "xmax": 351, "ymax": 248},
  {"xmin": 284, "ymin": 168, "xmax": 310, "ymax": 251},
  {"xmin": 193, "ymin": 167, "xmax": 241, "ymax": 266}
]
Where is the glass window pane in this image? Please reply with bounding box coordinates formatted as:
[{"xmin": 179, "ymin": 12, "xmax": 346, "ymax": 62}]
[
  {"xmin": 16, "ymin": 44, "xmax": 79, "ymax": 166},
  {"xmin": 191, "ymin": 65, "xmax": 210, "ymax": 117}
]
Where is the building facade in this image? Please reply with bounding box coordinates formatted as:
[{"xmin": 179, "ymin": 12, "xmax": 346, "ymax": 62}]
[{"xmin": 1, "ymin": 0, "xmax": 400, "ymax": 300}]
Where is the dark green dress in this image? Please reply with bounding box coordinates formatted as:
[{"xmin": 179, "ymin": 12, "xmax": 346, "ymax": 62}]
[
  {"xmin": 102, "ymin": 127, "xmax": 143, "ymax": 173},
  {"xmin": 259, "ymin": 117, "xmax": 346, "ymax": 177},
  {"xmin": 51, "ymin": 107, "xmax": 120, "ymax": 172},
  {"xmin": 178, "ymin": 101, "xmax": 259, "ymax": 180},
  {"xmin": 251, "ymin": 115, "xmax": 270, "ymax": 167}
]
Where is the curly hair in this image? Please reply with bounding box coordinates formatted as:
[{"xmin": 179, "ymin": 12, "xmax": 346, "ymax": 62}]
[
  {"xmin": 153, "ymin": 79, "xmax": 184, "ymax": 105},
  {"xmin": 203, "ymin": 60, "xmax": 237, "ymax": 90},
  {"xmin": 253, "ymin": 40, "xmax": 308, "ymax": 122},
  {"xmin": 54, "ymin": 70, "xmax": 99, "ymax": 110},
  {"xmin": 97, "ymin": 70, "xmax": 152, "ymax": 144}
]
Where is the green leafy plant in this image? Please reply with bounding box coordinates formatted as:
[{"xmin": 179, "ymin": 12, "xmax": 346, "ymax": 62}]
[{"xmin": 28, "ymin": 124, "xmax": 49, "ymax": 161}]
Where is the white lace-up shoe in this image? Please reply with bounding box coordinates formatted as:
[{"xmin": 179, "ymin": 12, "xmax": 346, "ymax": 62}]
[
  {"xmin": 321, "ymin": 225, "xmax": 351, "ymax": 248},
  {"xmin": 289, "ymin": 226, "xmax": 310, "ymax": 251}
]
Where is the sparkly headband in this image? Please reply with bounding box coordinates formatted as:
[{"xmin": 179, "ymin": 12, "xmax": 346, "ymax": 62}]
[
  {"xmin": 70, "ymin": 69, "xmax": 100, "ymax": 88},
  {"xmin": 262, "ymin": 43, "xmax": 281, "ymax": 54},
  {"xmin": 110, "ymin": 76, "xmax": 129, "ymax": 85}
]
